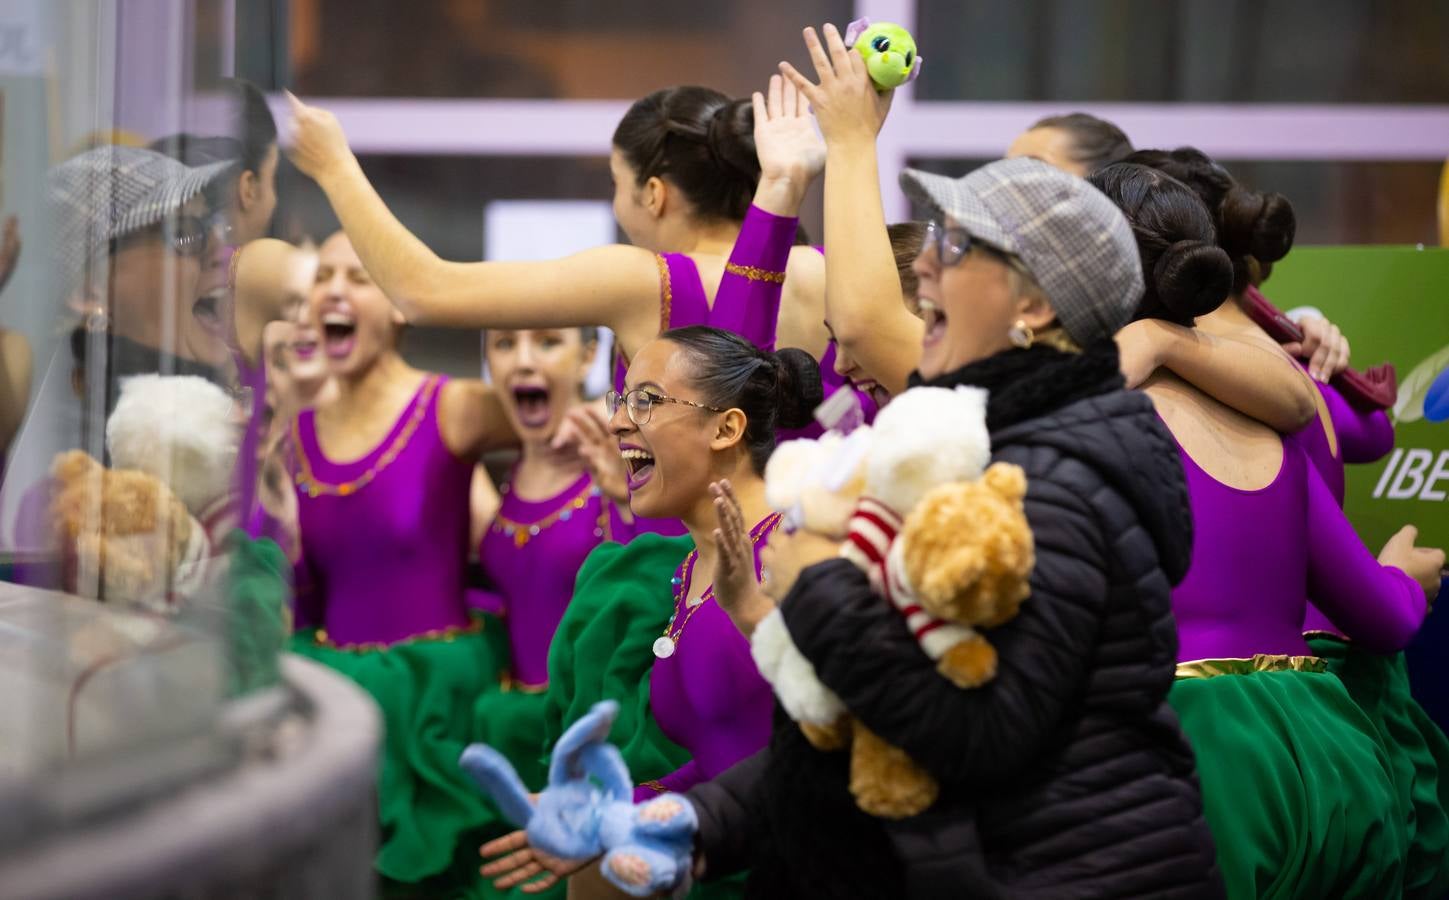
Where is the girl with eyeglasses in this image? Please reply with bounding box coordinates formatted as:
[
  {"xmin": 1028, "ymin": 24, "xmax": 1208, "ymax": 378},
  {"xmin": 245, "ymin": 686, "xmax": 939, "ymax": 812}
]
[
  {"xmin": 604, "ymin": 27, "xmax": 1222, "ymax": 899},
  {"xmin": 478, "ymin": 325, "xmax": 821, "ymax": 895}
]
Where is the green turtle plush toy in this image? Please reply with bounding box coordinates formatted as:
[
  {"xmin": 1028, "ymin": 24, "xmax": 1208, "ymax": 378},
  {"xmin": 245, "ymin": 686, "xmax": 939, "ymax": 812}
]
[{"xmin": 845, "ymin": 18, "xmax": 922, "ymax": 90}]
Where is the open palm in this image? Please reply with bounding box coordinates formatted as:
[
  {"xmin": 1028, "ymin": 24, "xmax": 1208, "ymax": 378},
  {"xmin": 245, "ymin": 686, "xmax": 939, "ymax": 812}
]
[{"xmin": 753, "ymin": 74, "xmax": 826, "ymax": 184}]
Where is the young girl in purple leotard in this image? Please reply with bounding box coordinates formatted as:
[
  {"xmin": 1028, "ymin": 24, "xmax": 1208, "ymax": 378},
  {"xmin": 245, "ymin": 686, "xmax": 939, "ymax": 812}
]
[{"xmin": 285, "ymin": 231, "xmax": 518, "ymax": 897}]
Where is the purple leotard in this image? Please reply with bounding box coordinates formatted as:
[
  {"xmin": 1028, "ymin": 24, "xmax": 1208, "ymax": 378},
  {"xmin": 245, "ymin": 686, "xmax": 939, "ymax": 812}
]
[
  {"xmin": 1170, "ymin": 431, "xmax": 1424, "ymax": 661},
  {"xmin": 635, "ymin": 515, "xmax": 781, "ymax": 802},
  {"xmin": 1293, "ymin": 367, "xmax": 1396, "ymax": 635},
  {"xmin": 292, "ymin": 374, "xmax": 474, "ymax": 646},
  {"xmin": 478, "ymin": 469, "xmax": 635, "ymax": 688}
]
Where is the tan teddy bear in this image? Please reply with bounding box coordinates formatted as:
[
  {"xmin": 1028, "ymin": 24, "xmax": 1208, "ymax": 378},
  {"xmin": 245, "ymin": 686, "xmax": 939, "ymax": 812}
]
[
  {"xmin": 50, "ymin": 449, "xmax": 208, "ymax": 613},
  {"xmin": 754, "ymin": 387, "xmax": 1035, "ymax": 819}
]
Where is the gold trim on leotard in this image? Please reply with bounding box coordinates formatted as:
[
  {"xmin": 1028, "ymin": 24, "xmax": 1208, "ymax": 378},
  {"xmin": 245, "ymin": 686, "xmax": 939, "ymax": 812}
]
[
  {"xmin": 1174, "ymin": 653, "xmax": 1327, "ymax": 680},
  {"xmin": 723, "ymin": 262, "xmax": 786, "ymax": 284},
  {"xmin": 655, "ymin": 253, "xmax": 673, "ymax": 332},
  {"xmin": 312, "ymin": 613, "xmax": 485, "ymax": 653}
]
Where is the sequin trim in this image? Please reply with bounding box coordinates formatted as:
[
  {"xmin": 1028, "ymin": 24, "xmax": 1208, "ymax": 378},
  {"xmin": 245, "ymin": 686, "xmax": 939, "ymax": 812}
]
[
  {"xmin": 294, "ymin": 375, "xmax": 440, "ymax": 498},
  {"xmin": 724, "ymin": 262, "xmax": 786, "ymax": 284},
  {"xmin": 312, "ymin": 615, "xmax": 484, "ymax": 653}
]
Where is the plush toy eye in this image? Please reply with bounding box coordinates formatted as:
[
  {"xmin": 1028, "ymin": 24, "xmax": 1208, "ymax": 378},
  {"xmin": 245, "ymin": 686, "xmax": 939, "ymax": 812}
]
[
  {"xmin": 872, "ymin": 35, "xmax": 890, "ymax": 52},
  {"xmin": 905, "ymin": 50, "xmax": 913, "ymax": 67}
]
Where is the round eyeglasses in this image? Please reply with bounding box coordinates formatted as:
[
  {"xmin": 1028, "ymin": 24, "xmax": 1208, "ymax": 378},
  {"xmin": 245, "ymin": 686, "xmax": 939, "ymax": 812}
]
[{"xmin": 606, "ymin": 388, "xmax": 724, "ymax": 426}]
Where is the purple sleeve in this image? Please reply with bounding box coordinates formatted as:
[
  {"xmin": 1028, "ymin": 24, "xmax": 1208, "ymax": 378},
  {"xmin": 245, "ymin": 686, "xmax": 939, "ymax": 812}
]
[
  {"xmin": 1305, "ymin": 463, "xmax": 1426, "ymax": 652},
  {"xmin": 634, "ymin": 758, "xmax": 706, "ymax": 803},
  {"xmin": 606, "ymin": 501, "xmax": 644, "ymax": 545},
  {"xmin": 706, "ymin": 205, "xmax": 799, "ymax": 351},
  {"xmin": 1317, "ymin": 380, "xmax": 1395, "ymax": 465}
]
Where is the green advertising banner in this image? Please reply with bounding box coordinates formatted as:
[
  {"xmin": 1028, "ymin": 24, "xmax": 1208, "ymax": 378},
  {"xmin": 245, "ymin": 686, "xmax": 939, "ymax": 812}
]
[
  {"xmin": 1267, "ymin": 246, "xmax": 1449, "ymax": 725},
  {"xmin": 1267, "ymin": 246, "xmax": 1449, "ymax": 551}
]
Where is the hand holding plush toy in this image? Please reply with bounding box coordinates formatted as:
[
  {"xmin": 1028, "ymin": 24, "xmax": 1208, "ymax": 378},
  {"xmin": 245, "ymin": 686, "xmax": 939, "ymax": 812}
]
[
  {"xmin": 753, "ymin": 386, "xmax": 1035, "ymax": 819},
  {"xmin": 844, "ymin": 17, "xmax": 922, "ymax": 89},
  {"xmin": 461, "ymin": 701, "xmax": 698, "ymax": 898}
]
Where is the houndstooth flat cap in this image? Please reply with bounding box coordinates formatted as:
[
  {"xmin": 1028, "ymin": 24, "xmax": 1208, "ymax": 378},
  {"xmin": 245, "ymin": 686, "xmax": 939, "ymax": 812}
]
[
  {"xmin": 900, "ymin": 157, "xmax": 1144, "ymax": 347},
  {"xmin": 48, "ymin": 145, "xmax": 232, "ymax": 298}
]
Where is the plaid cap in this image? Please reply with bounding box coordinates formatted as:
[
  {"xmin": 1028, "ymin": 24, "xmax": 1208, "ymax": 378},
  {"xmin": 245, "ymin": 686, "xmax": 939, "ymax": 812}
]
[
  {"xmin": 48, "ymin": 145, "xmax": 232, "ymax": 298},
  {"xmin": 900, "ymin": 157, "xmax": 1144, "ymax": 346}
]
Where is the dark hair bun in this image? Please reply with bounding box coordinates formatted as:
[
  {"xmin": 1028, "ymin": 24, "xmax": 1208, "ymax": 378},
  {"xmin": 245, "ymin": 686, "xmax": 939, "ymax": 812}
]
[
  {"xmin": 705, "ymin": 98, "xmax": 758, "ymax": 182},
  {"xmin": 1153, "ymin": 240, "xmax": 1235, "ymax": 322},
  {"xmin": 1220, "ymin": 186, "xmax": 1296, "ymax": 264},
  {"xmin": 772, "ymin": 347, "xmax": 825, "ymax": 430}
]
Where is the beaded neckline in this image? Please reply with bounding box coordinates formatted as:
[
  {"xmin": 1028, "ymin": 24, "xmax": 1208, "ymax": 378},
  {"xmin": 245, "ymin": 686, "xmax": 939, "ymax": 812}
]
[
  {"xmin": 491, "ymin": 476, "xmax": 607, "ymax": 548},
  {"xmin": 652, "ymin": 512, "xmax": 782, "ymax": 659},
  {"xmin": 295, "ymin": 375, "xmax": 439, "ymax": 498}
]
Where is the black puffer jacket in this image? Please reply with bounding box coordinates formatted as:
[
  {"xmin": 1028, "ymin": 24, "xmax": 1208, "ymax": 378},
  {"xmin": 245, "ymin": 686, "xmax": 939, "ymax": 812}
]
[{"xmin": 688, "ymin": 343, "xmax": 1223, "ymax": 899}]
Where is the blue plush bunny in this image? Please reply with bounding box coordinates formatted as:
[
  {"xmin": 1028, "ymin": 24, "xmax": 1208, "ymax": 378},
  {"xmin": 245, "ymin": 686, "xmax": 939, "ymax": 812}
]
[{"xmin": 460, "ymin": 700, "xmax": 699, "ymax": 897}]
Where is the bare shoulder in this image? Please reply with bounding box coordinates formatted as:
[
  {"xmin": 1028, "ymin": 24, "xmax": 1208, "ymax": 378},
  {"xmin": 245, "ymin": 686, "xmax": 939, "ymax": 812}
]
[{"xmin": 439, "ymin": 378, "xmax": 515, "ymax": 457}]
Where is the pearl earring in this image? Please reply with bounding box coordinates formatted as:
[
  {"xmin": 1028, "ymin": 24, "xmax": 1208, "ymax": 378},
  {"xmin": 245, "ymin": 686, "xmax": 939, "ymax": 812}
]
[{"xmin": 1008, "ymin": 320, "xmax": 1034, "ymax": 349}]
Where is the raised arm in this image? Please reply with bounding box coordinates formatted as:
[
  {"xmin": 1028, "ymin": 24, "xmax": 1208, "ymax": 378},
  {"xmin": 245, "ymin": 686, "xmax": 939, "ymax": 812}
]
[
  {"xmin": 1116, "ymin": 315, "xmax": 1317, "ymax": 433},
  {"xmin": 781, "ymin": 25, "xmax": 923, "ymax": 395},
  {"xmin": 286, "ymin": 94, "xmax": 662, "ymax": 352},
  {"xmin": 707, "ymin": 75, "xmax": 823, "ymax": 348}
]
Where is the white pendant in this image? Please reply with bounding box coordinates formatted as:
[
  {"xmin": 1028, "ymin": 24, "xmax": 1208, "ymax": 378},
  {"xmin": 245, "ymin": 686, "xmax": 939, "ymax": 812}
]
[{"xmin": 652, "ymin": 636, "xmax": 676, "ymax": 659}]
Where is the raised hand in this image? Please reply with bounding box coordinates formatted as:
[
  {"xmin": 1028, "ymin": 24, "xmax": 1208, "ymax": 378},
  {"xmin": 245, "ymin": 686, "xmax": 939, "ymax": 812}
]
[
  {"xmin": 752, "ymin": 73, "xmax": 826, "ymax": 192},
  {"xmin": 284, "ymin": 91, "xmax": 357, "ymax": 185},
  {"xmin": 710, "ymin": 480, "xmax": 774, "ymax": 634},
  {"xmin": 778, "ymin": 24, "xmax": 893, "ymax": 147}
]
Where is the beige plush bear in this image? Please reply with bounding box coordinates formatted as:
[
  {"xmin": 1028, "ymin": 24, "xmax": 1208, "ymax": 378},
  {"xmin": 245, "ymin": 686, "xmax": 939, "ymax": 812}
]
[{"xmin": 753, "ymin": 386, "xmax": 1035, "ymax": 819}]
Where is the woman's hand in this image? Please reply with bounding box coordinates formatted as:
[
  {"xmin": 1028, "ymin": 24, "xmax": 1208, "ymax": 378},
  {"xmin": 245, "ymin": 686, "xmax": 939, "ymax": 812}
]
[
  {"xmin": 1114, "ymin": 319, "xmax": 1168, "ymax": 389},
  {"xmin": 1283, "ymin": 315, "xmax": 1349, "ymax": 383},
  {"xmin": 710, "ymin": 480, "xmax": 774, "ymax": 634},
  {"xmin": 1378, "ymin": 525, "xmax": 1446, "ymax": 605},
  {"xmin": 750, "ymin": 74, "xmax": 826, "ymax": 215},
  {"xmin": 284, "ymin": 91, "xmax": 359, "ymax": 186},
  {"xmin": 479, "ymin": 829, "xmax": 592, "ymax": 894},
  {"xmin": 760, "ymin": 528, "xmax": 841, "ymax": 602},
  {"xmin": 778, "ymin": 24, "xmax": 893, "ymax": 148},
  {"xmin": 552, "ymin": 404, "xmax": 630, "ymax": 508}
]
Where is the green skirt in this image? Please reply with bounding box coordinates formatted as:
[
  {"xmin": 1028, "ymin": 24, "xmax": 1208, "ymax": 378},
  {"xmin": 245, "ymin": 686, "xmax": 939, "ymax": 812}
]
[
  {"xmin": 1308, "ymin": 635, "xmax": 1449, "ymax": 899},
  {"xmin": 1169, "ymin": 658, "xmax": 1407, "ymax": 900},
  {"xmin": 290, "ymin": 614, "xmax": 510, "ymax": 898}
]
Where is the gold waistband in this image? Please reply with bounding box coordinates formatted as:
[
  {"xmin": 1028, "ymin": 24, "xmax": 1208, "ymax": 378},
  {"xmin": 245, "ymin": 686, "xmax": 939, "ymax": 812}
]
[
  {"xmin": 1175, "ymin": 653, "xmax": 1327, "ymax": 680},
  {"xmin": 499, "ymin": 672, "xmax": 549, "ymax": 694},
  {"xmin": 313, "ymin": 616, "xmax": 485, "ymax": 653}
]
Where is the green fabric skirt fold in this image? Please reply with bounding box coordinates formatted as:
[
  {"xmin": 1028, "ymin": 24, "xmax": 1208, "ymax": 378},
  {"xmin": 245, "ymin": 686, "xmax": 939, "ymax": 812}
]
[
  {"xmin": 1308, "ymin": 635, "xmax": 1449, "ymax": 900},
  {"xmin": 1169, "ymin": 664, "xmax": 1406, "ymax": 900},
  {"xmin": 290, "ymin": 614, "xmax": 510, "ymax": 898}
]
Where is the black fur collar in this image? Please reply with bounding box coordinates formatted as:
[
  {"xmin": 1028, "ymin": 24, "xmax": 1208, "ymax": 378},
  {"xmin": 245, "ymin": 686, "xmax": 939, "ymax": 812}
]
[{"xmin": 909, "ymin": 340, "xmax": 1125, "ymax": 433}]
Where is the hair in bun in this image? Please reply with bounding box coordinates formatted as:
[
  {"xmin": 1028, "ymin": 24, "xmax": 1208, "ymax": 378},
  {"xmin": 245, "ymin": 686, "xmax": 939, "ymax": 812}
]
[
  {"xmin": 663, "ymin": 326, "xmax": 823, "ymax": 473},
  {"xmin": 613, "ymin": 87, "xmax": 759, "ymax": 223},
  {"xmin": 1123, "ymin": 147, "xmax": 1296, "ymax": 294},
  {"xmin": 1088, "ymin": 163, "xmax": 1234, "ymax": 325}
]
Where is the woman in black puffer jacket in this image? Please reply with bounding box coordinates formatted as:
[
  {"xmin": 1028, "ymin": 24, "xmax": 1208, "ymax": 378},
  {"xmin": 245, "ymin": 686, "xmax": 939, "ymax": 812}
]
[{"xmin": 681, "ymin": 155, "xmax": 1225, "ymax": 900}]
